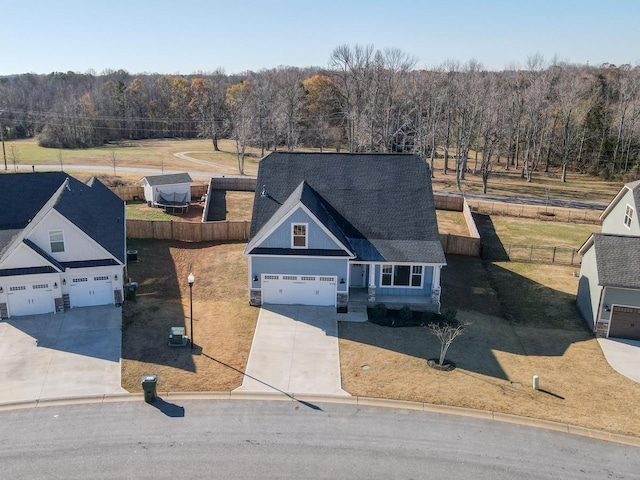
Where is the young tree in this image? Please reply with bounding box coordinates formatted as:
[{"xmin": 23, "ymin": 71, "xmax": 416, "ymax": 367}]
[
  {"xmin": 427, "ymin": 311, "xmax": 465, "ymax": 367},
  {"xmin": 226, "ymin": 80, "xmax": 254, "ymax": 174}
]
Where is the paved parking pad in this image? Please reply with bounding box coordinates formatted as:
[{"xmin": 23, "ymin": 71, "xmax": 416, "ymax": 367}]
[
  {"xmin": 0, "ymin": 306, "xmax": 126, "ymax": 404},
  {"xmin": 598, "ymin": 338, "xmax": 640, "ymax": 383},
  {"xmin": 235, "ymin": 305, "xmax": 355, "ymax": 396}
]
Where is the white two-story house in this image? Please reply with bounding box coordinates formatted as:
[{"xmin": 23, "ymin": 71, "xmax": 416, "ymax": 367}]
[
  {"xmin": 577, "ymin": 180, "xmax": 640, "ymax": 340},
  {"xmin": 0, "ymin": 172, "xmax": 126, "ymax": 318}
]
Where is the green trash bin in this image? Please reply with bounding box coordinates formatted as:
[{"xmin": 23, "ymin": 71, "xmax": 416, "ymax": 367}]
[
  {"xmin": 126, "ymin": 282, "xmax": 138, "ymax": 301},
  {"xmin": 141, "ymin": 374, "xmax": 157, "ymax": 403}
]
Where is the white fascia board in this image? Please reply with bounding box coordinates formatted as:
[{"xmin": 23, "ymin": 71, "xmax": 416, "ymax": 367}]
[
  {"xmin": 349, "ymin": 260, "xmax": 446, "ymax": 267},
  {"xmin": 600, "ymin": 185, "xmax": 629, "ymax": 221},
  {"xmin": 249, "ymin": 254, "xmax": 352, "ymax": 260},
  {"xmin": 32, "ymin": 209, "xmax": 124, "ymax": 266},
  {"xmin": 578, "ymin": 234, "xmax": 595, "ymax": 255},
  {"xmin": 297, "ymin": 203, "xmax": 355, "ymax": 257},
  {"xmin": 248, "ymin": 202, "xmax": 353, "ymax": 257}
]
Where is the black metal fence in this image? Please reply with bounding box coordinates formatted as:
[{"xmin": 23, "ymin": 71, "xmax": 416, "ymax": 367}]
[{"xmin": 481, "ymin": 243, "xmax": 581, "ymax": 266}]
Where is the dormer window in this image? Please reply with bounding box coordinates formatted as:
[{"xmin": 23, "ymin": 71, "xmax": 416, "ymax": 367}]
[
  {"xmin": 49, "ymin": 230, "xmax": 65, "ymax": 253},
  {"xmin": 624, "ymin": 205, "xmax": 634, "ymax": 229},
  {"xmin": 292, "ymin": 223, "xmax": 307, "ymax": 248}
]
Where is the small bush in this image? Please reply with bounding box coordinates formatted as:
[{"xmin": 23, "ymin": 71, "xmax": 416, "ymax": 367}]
[
  {"xmin": 370, "ymin": 303, "xmax": 387, "ymax": 321},
  {"xmin": 398, "ymin": 305, "xmax": 413, "ymax": 322}
]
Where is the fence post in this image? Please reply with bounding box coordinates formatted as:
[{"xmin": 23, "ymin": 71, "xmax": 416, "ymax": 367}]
[
  {"xmin": 530, "ymin": 245, "xmax": 533, "ymax": 262},
  {"xmin": 552, "ymin": 246, "xmax": 556, "ymax": 264}
]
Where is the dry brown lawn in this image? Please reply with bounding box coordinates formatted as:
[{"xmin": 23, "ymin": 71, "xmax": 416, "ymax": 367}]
[
  {"xmin": 121, "ymin": 240, "xmax": 258, "ymax": 392},
  {"xmin": 121, "ymin": 241, "xmax": 640, "ymax": 438},
  {"xmin": 339, "ymin": 256, "xmax": 640, "ymax": 438},
  {"xmin": 436, "ymin": 210, "xmax": 469, "ymax": 236}
]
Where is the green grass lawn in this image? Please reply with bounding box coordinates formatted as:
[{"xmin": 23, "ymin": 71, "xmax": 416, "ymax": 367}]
[
  {"xmin": 4, "ymin": 138, "xmax": 260, "ymax": 176},
  {"xmin": 490, "ymin": 216, "xmax": 597, "ymax": 248}
]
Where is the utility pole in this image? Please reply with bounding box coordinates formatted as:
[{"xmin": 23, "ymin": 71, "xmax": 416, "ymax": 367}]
[{"xmin": 0, "ymin": 113, "xmax": 6, "ymax": 170}]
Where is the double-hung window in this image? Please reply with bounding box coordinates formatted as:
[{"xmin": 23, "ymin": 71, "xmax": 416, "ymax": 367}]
[
  {"xmin": 624, "ymin": 205, "xmax": 634, "ymax": 229},
  {"xmin": 292, "ymin": 223, "xmax": 307, "ymax": 248},
  {"xmin": 49, "ymin": 230, "xmax": 65, "ymax": 253},
  {"xmin": 381, "ymin": 265, "xmax": 423, "ymax": 287}
]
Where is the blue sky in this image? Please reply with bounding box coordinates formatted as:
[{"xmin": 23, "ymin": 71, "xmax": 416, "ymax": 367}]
[{"xmin": 2, "ymin": 0, "xmax": 638, "ymax": 75}]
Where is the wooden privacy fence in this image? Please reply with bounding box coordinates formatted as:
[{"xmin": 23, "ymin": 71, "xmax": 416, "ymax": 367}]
[
  {"xmin": 481, "ymin": 243, "xmax": 581, "ymax": 266},
  {"xmin": 127, "ymin": 219, "xmax": 251, "ymax": 242},
  {"xmin": 468, "ymin": 200, "xmax": 602, "ymax": 224},
  {"xmin": 434, "ymin": 192, "xmax": 464, "ymax": 211},
  {"xmin": 112, "ymin": 184, "xmax": 209, "ymax": 202},
  {"xmin": 440, "ymin": 233, "xmax": 482, "ymax": 256}
]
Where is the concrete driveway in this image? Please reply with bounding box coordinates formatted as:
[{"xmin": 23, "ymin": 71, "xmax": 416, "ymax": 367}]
[
  {"xmin": 598, "ymin": 338, "xmax": 640, "ymax": 383},
  {"xmin": 235, "ymin": 305, "xmax": 364, "ymax": 396},
  {"xmin": 0, "ymin": 305, "xmax": 126, "ymax": 404}
]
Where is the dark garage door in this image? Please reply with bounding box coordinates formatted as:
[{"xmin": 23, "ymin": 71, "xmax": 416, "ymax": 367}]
[{"xmin": 609, "ymin": 306, "xmax": 640, "ymax": 340}]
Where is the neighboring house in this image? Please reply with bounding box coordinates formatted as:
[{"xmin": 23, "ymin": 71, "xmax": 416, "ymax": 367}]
[
  {"xmin": 140, "ymin": 173, "xmax": 192, "ymax": 208},
  {"xmin": 0, "ymin": 172, "xmax": 125, "ymax": 318},
  {"xmin": 244, "ymin": 152, "xmax": 446, "ymax": 312},
  {"xmin": 577, "ymin": 180, "xmax": 640, "ymax": 340}
]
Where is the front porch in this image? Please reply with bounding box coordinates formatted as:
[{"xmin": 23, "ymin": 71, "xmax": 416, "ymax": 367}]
[{"xmin": 347, "ymin": 287, "xmax": 439, "ymax": 313}]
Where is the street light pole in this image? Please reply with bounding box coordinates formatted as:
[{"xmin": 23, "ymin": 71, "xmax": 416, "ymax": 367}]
[{"xmin": 188, "ymin": 272, "xmax": 195, "ymax": 349}]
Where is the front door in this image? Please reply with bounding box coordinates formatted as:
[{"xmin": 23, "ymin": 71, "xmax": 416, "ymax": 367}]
[{"xmin": 350, "ymin": 264, "xmax": 365, "ymax": 287}]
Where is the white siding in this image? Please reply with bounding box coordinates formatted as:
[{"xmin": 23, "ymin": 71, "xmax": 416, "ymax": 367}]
[
  {"xmin": 601, "ymin": 189, "xmax": 640, "ymax": 235},
  {"xmin": 0, "ymin": 243, "xmax": 54, "ymax": 269},
  {"xmin": 25, "ymin": 210, "xmax": 112, "ymax": 263}
]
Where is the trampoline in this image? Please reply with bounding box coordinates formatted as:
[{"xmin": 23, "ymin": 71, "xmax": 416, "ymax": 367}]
[{"xmin": 155, "ymin": 190, "xmax": 189, "ymax": 214}]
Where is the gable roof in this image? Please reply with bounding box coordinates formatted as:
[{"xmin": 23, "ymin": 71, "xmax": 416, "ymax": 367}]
[
  {"xmin": 246, "ymin": 181, "xmax": 355, "ymax": 257},
  {"xmin": 600, "ymin": 180, "xmax": 640, "ymax": 221},
  {"xmin": 141, "ymin": 173, "xmax": 192, "ymax": 186},
  {"xmin": 247, "ymin": 152, "xmax": 445, "ymax": 264},
  {"xmin": 0, "ymin": 172, "xmax": 125, "ymax": 264},
  {"xmin": 590, "ymin": 234, "xmax": 640, "ymax": 289}
]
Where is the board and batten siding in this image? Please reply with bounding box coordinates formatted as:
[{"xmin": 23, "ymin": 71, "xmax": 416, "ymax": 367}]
[
  {"xmin": 251, "ymin": 257, "xmax": 349, "ymax": 291},
  {"xmin": 259, "ymin": 208, "xmax": 343, "ymax": 250},
  {"xmin": 601, "ymin": 189, "xmax": 639, "ymax": 235}
]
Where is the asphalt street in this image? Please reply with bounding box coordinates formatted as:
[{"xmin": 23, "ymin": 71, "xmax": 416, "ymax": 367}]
[{"xmin": 0, "ymin": 399, "xmax": 637, "ymax": 479}]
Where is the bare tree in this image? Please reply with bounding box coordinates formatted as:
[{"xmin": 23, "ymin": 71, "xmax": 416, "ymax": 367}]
[
  {"xmin": 226, "ymin": 80, "xmax": 254, "ymax": 174},
  {"xmin": 10, "ymin": 143, "xmax": 19, "ymax": 172},
  {"xmin": 110, "ymin": 150, "xmax": 117, "ymax": 176},
  {"xmin": 427, "ymin": 312, "xmax": 466, "ymax": 367}
]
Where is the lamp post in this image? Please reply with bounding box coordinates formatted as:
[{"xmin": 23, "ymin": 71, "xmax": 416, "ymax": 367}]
[{"xmin": 188, "ymin": 272, "xmax": 195, "ymax": 349}]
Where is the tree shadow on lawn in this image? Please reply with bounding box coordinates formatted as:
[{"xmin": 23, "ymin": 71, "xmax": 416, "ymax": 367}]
[{"xmin": 340, "ymin": 255, "xmax": 593, "ymax": 381}]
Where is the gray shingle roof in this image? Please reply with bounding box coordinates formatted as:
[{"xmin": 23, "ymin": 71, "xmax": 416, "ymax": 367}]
[
  {"xmin": 0, "ymin": 173, "xmax": 125, "ymax": 264},
  {"xmin": 247, "ymin": 152, "xmax": 445, "ymax": 264},
  {"xmin": 142, "ymin": 173, "xmax": 193, "ymax": 186},
  {"xmin": 593, "ymin": 234, "xmax": 640, "ymax": 289}
]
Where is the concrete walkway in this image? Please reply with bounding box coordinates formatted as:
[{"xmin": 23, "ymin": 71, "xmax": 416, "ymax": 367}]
[
  {"xmin": 0, "ymin": 306, "xmax": 126, "ymax": 404},
  {"xmin": 598, "ymin": 338, "xmax": 640, "ymax": 383},
  {"xmin": 235, "ymin": 305, "xmax": 365, "ymax": 396}
]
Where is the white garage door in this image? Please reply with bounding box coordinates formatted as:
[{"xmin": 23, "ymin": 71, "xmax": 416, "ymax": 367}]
[
  {"xmin": 69, "ymin": 275, "xmax": 113, "ymax": 308},
  {"xmin": 7, "ymin": 283, "xmax": 54, "ymax": 317},
  {"xmin": 262, "ymin": 274, "xmax": 336, "ymax": 306}
]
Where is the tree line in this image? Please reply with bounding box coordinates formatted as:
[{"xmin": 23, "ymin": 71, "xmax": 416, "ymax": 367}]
[{"xmin": 1, "ymin": 44, "xmax": 639, "ymax": 184}]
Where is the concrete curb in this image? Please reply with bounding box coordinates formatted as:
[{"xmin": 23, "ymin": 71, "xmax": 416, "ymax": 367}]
[{"xmin": 1, "ymin": 391, "xmax": 639, "ymax": 447}]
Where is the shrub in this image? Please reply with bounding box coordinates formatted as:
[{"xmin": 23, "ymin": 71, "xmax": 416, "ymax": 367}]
[
  {"xmin": 398, "ymin": 305, "xmax": 413, "ymax": 322},
  {"xmin": 370, "ymin": 303, "xmax": 387, "ymax": 321}
]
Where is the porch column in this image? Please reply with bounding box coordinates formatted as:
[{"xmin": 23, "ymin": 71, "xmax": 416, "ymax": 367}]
[
  {"xmin": 368, "ymin": 264, "xmax": 376, "ymax": 302},
  {"xmin": 431, "ymin": 265, "xmax": 442, "ymax": 308}
]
